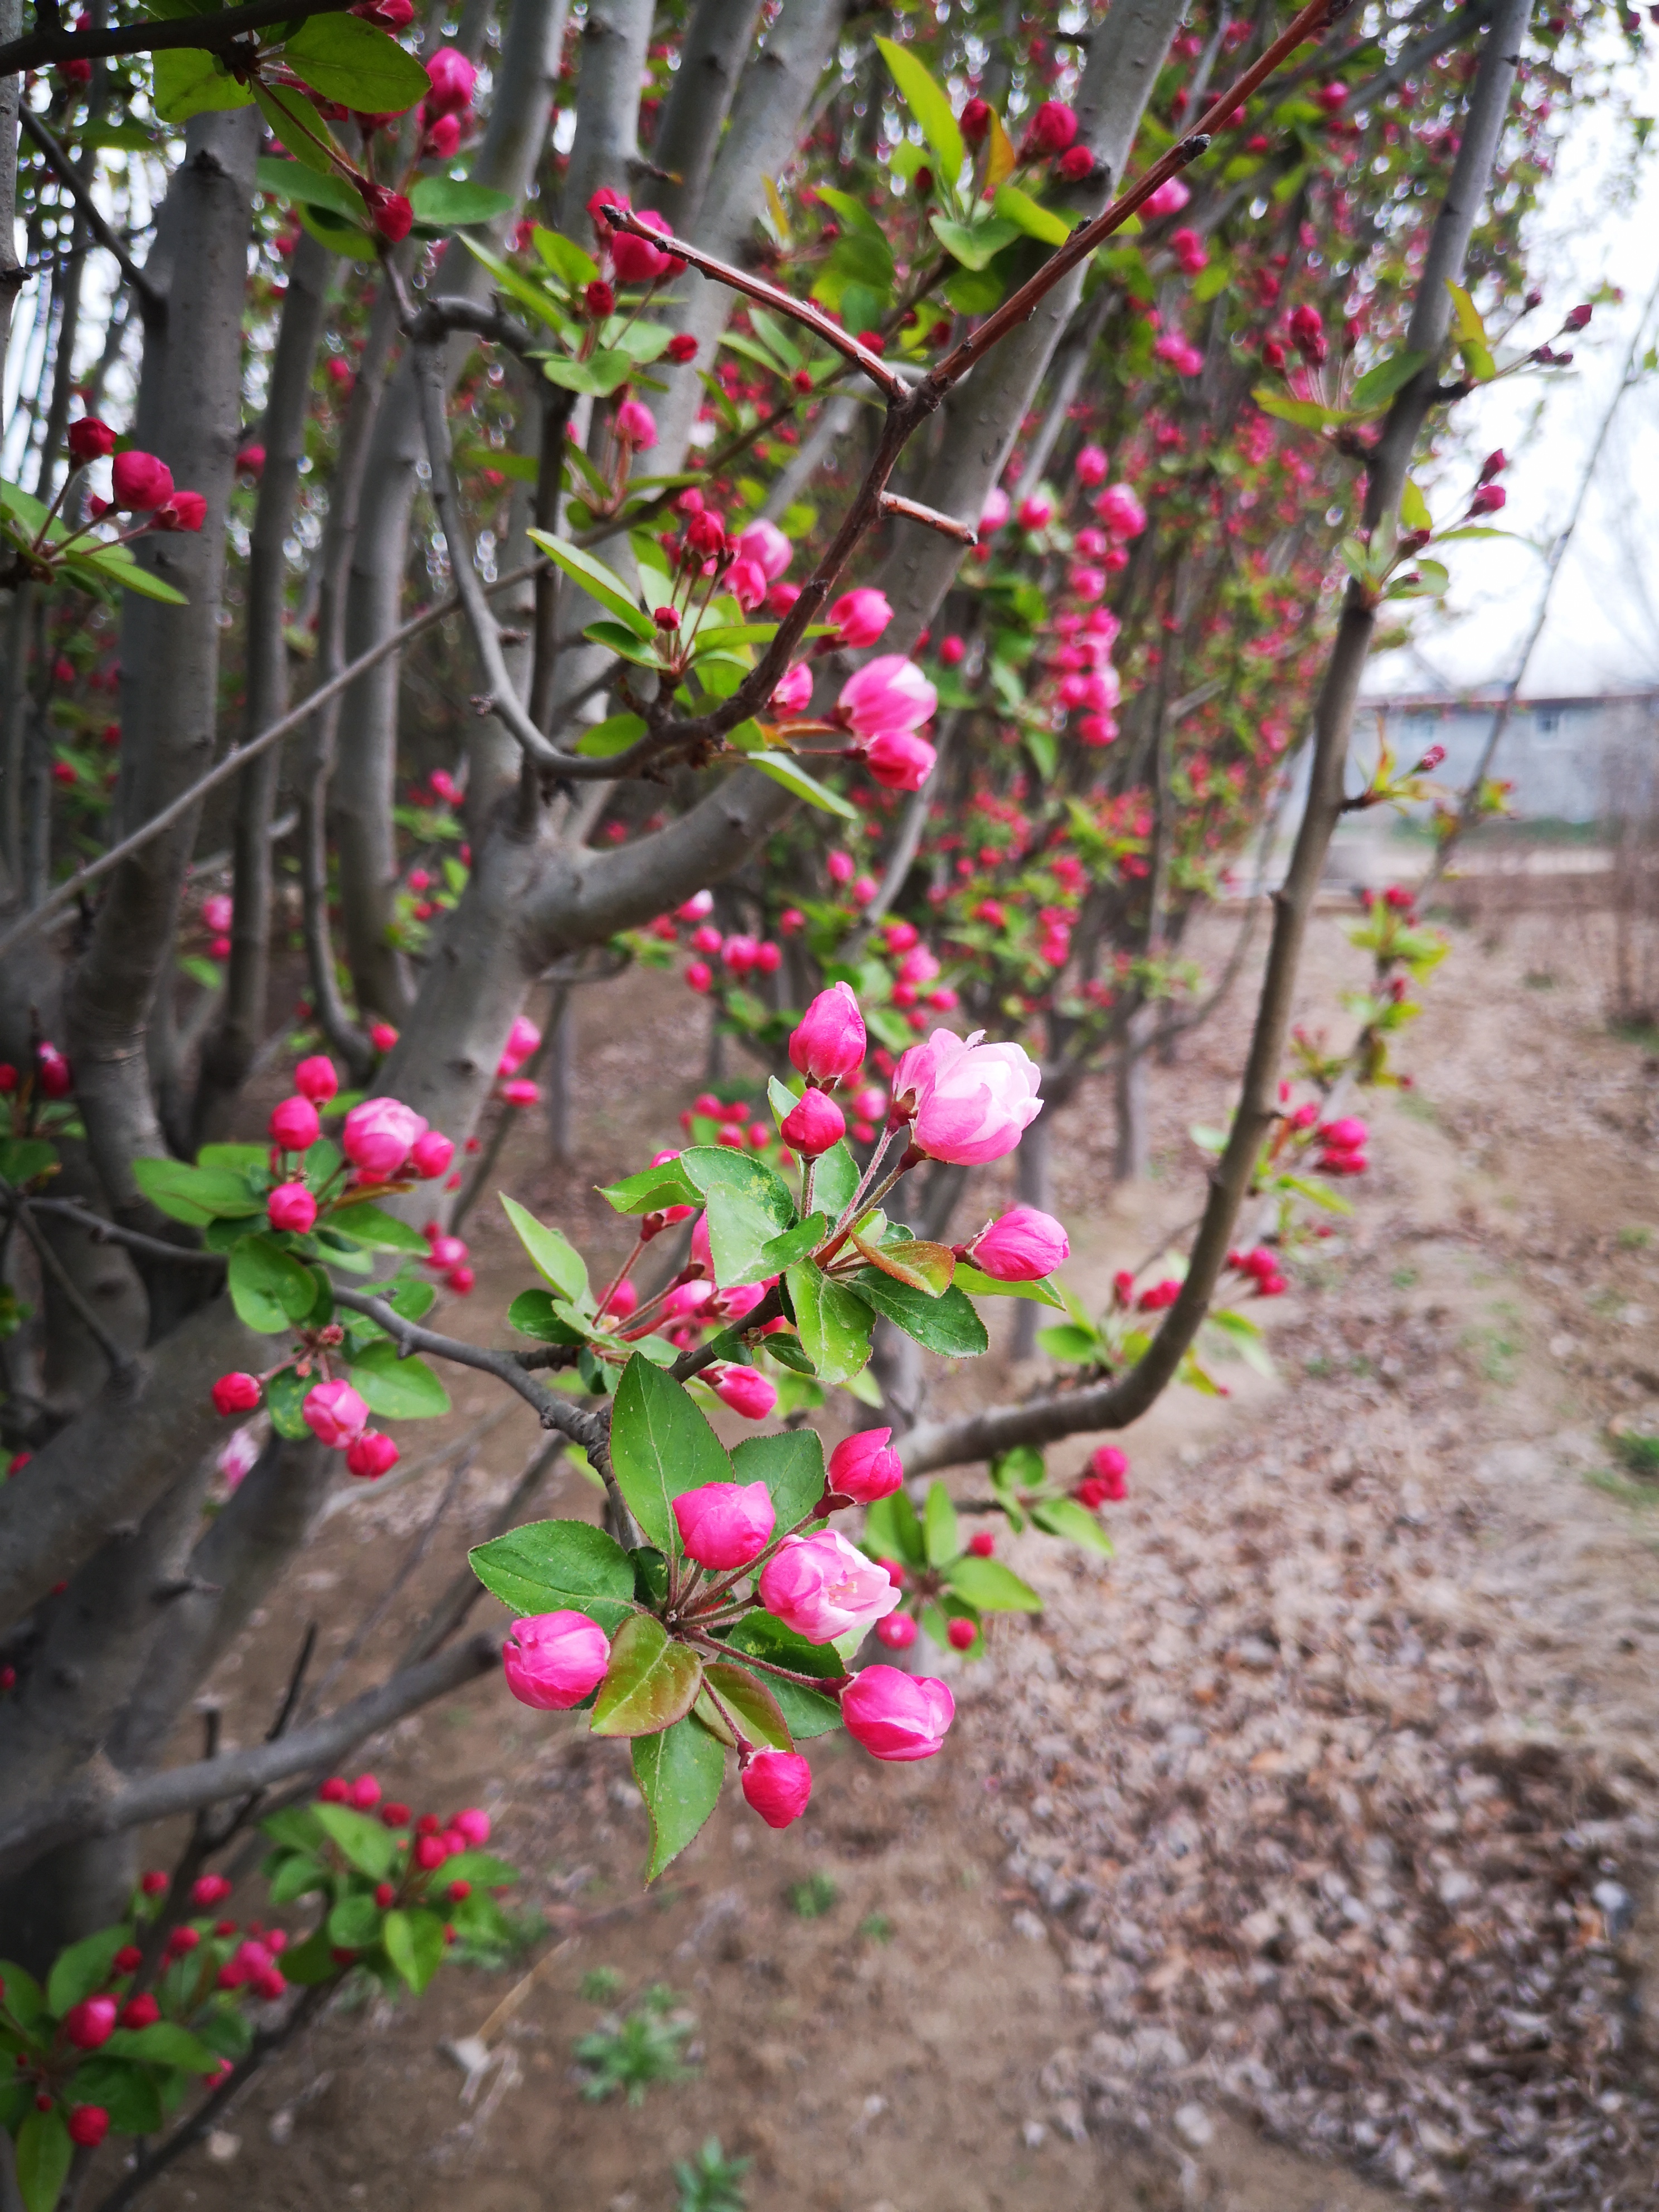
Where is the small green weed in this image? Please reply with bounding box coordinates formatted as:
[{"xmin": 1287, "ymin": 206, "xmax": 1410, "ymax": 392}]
[
  {"xmin": 785, "ymin": 1872, "xmax": 838, "ymax": 1919},
  {"xmin": 574, "ymin": 1996, "xmax": 697, "ymax": 2105},
  {"xmin": 674, "ymin": 2137, "xmax": 750, "ymax": 2212},
  {"xmin": 858, "ymin": 1913, "xmax": 894, "ymax": 1943},
  {"xmin": 580, "ymin": 1966, "xmax": 624, "ymax": 2003},
  {"xmin": 1613, "ymin": 1431, "xmax": 1659, "ymax": 1481},
  {"xmin": 1617, "ymin": 1225, "xmax": 1653, "ymax": 1251}
]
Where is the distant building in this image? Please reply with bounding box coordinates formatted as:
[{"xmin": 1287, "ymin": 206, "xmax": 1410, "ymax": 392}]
[{"xmin": 1359, "ymin": 688, "xmax": 1659, "ymax": 824}]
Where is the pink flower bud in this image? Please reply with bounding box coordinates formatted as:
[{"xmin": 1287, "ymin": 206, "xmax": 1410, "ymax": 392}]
[
  {"xmin": 864, "ymin": 729, "xmax": 937, "ymax": 791},
  {"xmin": 712, "ymin": 1366, "xmax": 779, "ymax": 1420},
  {"xmin": 1016, "ymin": 493, "xmax": 1053, "ymax": 532},
  {"xmin": 111, "ymin": 449, "xmax": 173, "ymax": 510},
  {"xmin": 672, "ymin": 1478, "xmax": 776, "ymax": 1569},
  {"xmin": 788, "ymin": 982, "xmax": 865, "ymax": 1088},
  {"xmin": 827, "ymin": 1428, "xmax": 902, "ymax": 1503},
  {"xmin": 342, "ymin": 1096, "xmax": 428, "ymax": 1178},
  {"xmin": 610, "ymin": 207, "xmax": 682, "ymax": 283},
  {"xmin": 502, "ymin": 1611, "xmax": 612, "ymax": 1709},
  {"xmin": 780, "ymin": 1088, "xmax": 846, "ymax": 1158},
  {"xmin": 268, "ymin": 1181, "xmax": 317, "ymax": 1234},
  {"xmin": 1468, "ymin": 482, "xmax": 1506, "ymax": 516},
  {"xmin": 212, "ymin": 1371, "xmax": 261, "ymax": 1416},
  {"xmin": 423, "ymin": 110, "xmax": 462, "ymax": 158},
  {"xmin": 1023, "ymin": 100, "xmax": 1078, "ymax": 155},
  {"xmin": 66, "ymin": 415, "xmax": 116, "ymax": 464},
  {"xmin": 840, "ymin": 1665, "xmax": 954, "ymax": 1762},
  {"xmin": 828, "ymin": 586, "xmax": 892, "ymax": 648},
  {"xmin": 838, "ymin": 654, "xmax": 937, "ymax": 740},
  {"xmin": 1088, "ymin": 1444, "xmax": 1128, "ymax": 1500},
  {"xmin": 1565, "ymin": 302, "xmax": 1593, "ymax": 329},
  {"xmin": 452, "ymin": 1807, "xmax": 490, "ymax": 1846},
  {"xmin": 614, "ymin": 398, "xmax": 658, "ymax": 449},
  {"xmin": 424, "ymin": 45, "xmax": 477, "ymax": 115},
  {"xmin": 65, "ymin": 1997, "xmax": 118, "ymax": 2050},
  {"xmin": 946, "ymin": 1617, "xmax": 976, "ymax": 1650},
  {"xmin": 741, "ymin": 1749, "xmax": 813, "ymax": 1828},
  {"xmin": 501, "ymin": 1079, "xmax": 540, "ymax": 1107},
  {"xmin": 1095, "ymin": 483, "xmax": 1147, "ymax": 540},
  {"xmin": 414, "ymin": 1833, "xmax": 447, "ymax": 1871},
  {"xmin": 294, "ymin": 1055, "xmax": 338, "ymax": 1103},
  {"xmin": 965, "ymin": 1205, "xmax": 1068, "ymax": 1280},
  {"xmin": 192, "ymin": 1874, "xmax": 233, "ymax": 1907},
  {"xmin": 770, "ymin": 662, "xmax": 814, "ymax": 715},
  {"xmin": 269, "ymin": 1094, "xmax": 320, "ymax": 1152},
  {"xmin": 736, "ymin": 520, "xmax": 793, "ymax": 580},
  {"xmin": 891, "ymin": 1030, "xmax": 1043, "ymax": 1166},
  {"xmin": 152, "ymin": 490, "xmax": 207, "ymax": 531},
  {"xmin": 875, "ymin": 1611, "xmax": 917, "ymax": 1650},
  {"xmin": 68, "ymin": 2106, "xmax": 110, "ymax": 2148},
  {"xmin": 1142, "ymin": 177, "xmax": 1190, "ymax": 219},
  {"xmin": 410, "ymin": 1129, "xmax": 455, "ymax": 1178},
  {"xmin": 346, "ymin": 1430, "xmax": 400, "ymax": 1480},
  {"xmin": 303, "ymin": 1379, "xmax": 369, "ymax": 1449},
  {"xmin": 119, "ymin": 1992, "xmax": 159, "ymax": 2027},
  {"xmin": 759, "ymin": 1530, "xmax": 900, "ymax": 1643}
]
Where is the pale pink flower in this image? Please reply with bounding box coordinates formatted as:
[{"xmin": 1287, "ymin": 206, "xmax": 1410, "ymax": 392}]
[{"xmin": 758, "ymin": 1529, "xmax": 900, "ymax": 1643}]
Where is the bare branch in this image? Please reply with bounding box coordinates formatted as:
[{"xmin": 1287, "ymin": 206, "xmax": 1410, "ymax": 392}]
[
  {"xmin": 0, "ymin": 1176, "xmax": 140, "ymax": 1381},
  {"xmin": 879, "ymin": 491, "xmax": 977, "ymax": 544},
  {"xmin": 0, "ymin": 0, "xmax": 353, "ymax": 74},
  {"xmin": 18, "ymin": 109, "xmax": 161, "ymax": 314}
]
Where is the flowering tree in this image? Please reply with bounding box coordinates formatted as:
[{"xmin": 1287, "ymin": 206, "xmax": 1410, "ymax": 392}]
[{"xmin": 0, "ymin": 0, "xmax": 1617, "ymax": 2196}]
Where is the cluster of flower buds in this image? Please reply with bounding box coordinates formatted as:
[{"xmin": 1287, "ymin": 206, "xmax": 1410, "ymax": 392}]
[
  {"xmin": 57, "ymin": 418, "xmax": 207, "ymax": 533},
  {"xmin": 1314, "ymin": 1115, "xmax": 1369, "ymax": 1176},
  {"xmin": 1228, "ymin": 1244, "xmax": 1288, "ymax": 1296},
  {"xmin": 422, "ymin": 1220, "xmax": 474, "ymax": 1294},
  {"xmin": 494, "ymin": 1013, "xmax": 542, "ymax": 1105},
  {"xmin": 418, "ymin": 43, "xmax": 476, "ymax": 160},
  {"xmin": 833, "ymin": 656, "xmax": 939, "ymax": 790},
  {"xmin": 1467, "ymin": 448, "xmax": 1508, "ymax": 517},
  {"xmin": 1113, "ymin": 1268, "xmax": 1181, "ymax": 1312},
  {"xmin": 1288, "ymin": 303, "xmax": 1328, "ymax": 366},
  {"xmin": 588, "ymin": 187, "xmax": 686, "ymax": 287},
  {"xmin": 1074, "ymin": 1442, "xmax": 1129, "ymax": 1509},
  {"xmin": 0, "ymin": 1040, "xmax": 73, "ymax": 1103}
]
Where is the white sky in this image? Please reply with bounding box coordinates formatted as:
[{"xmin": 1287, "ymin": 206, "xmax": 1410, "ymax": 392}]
[{"xmin": 1365, "ymin": 32, "xmax": 1659, "ymax": 700}]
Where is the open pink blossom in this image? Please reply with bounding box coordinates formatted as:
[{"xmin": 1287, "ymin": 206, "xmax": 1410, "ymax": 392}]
[
  {"xmin": 726, "ymin": 556, "xmax": 768, "ymax": 610},
  {"xmin": 964, "ymin": 1205, "xmax": 1069, "ymax": 1280},
  {"xmin": 736, "ymin": 520, "xmax": 792, "ymax": 580},
  {"xmin": 891, "ymin": 1030, "xmax": 1043, "ymax": 1166},
  {"xmin": 759, "ymin": 1529, "xmax": 900, "ymax": 1643},
  {"xmin": 838, "ymin": 655, "xmax": 937, "ymax": 740},
  {"xmin": 980, "ymin": 485, "xmax": 1011, "ymax": 533},
  {"xmin": 1096, "ymin": 483, "xmax": 1147, "ymax": 539},
  {"xmin": 303, "ymin": 1380, "xmax": 369, "ymax": 1449},
  {"xmin": 672, "ymin": 1479, "xmax": 775, "ymax": 1569},
  {"xmin": 342, "ymin": 1097, "xmax": 427, "ymax": 1179},
  {"xmin": 502, "ymin": 1611, "xmax": 610, "ymax": 1709},
  {"xmin": 1075, "ymin": 443, "xmax": 1109, "ymax": 487},
  {"xmin": 741, "ymin": 1750, "xmax": 812, "ymax": 1828},
  {"xmin": 840, "ymin": 1665, "xmax": 955, "ymax": 1762}
]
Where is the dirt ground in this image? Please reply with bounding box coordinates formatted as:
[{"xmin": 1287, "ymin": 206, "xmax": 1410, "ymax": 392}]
[{"xmin": 105, "ymin": 874, "xmax": 1659, "ymax": 2212}]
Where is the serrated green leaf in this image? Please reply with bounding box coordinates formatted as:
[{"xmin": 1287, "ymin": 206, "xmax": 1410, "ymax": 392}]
[
  {"xmin": 103, "ymin": 2020, "xmax": 220, "ymax": 2071},
  {"xmin": 284, "ymin": 11, "xmax": 430, "ymax": 109},
  {"xmin": 313, "ymin": 1801, "xmax": 399, "ymax": 1879},
  {"xmin": 846, "ymin": 1270, "xmax": 987, "ymax": 1357},
  {"xmin": 610, "ymin": 1353, "xmax": 732, "ymax": 1552},
  {"xmin": 590, "ymin": 1613, "xmax": 704, "ymax": 1737},
  {"xmin": 700, "ymin": 1661, "xmax": 794, "ymax": 1752},
  {"xmin": 576, "ymin": 710, "xmax": 647, "ymax": 758},
  {"xmin": 469, "ymin": 1516, "xmax": 636, "ymax": 1631},
  {"xmin": 676, "ymin": 1147, "xmax": 794, "ymax": 1286},
  {"xmin": 930, "ymin": 212, "xmax": 1020, "ymax": 271},
  {"xmin": 408, "ymin": 177, "xmax": 515, "ymax": 229},
  {"xmin": 152, "ymin": 45, "xmax": 253, "ymax": 120},
  {"xmin": 785, "ymin": 1259, "xmax": 874, "ymax": 1385},
  {"xmin": 598, "ymin": 1156, "xmax": 702, "ymax": 1217},
  {"xmin": 1251, "ymin": 387, "xmax": 1356, "ymax": 430},
  {"xmin": 953, "ymin": 1262, "xmax": 1065, "ymax": 1308},
  {"xmin": 254, "ymin": 155, "xmax": 362, "ymax": 219},
  {"xmin": 15, "ymin": 2107, "xmax": 71, "ymax": 2212},
  {"xmin": 1399, "ymin": 478, "xmax": 1432, "ymax": 533},
  {"xmin": 1350, "ymin": 349, "xmax": 1426, "ymax": 412},
  {"xmin": 632, "ymin": 1716, "xmax": 725, "ymax": 1880},
  {"xmin": 992, "ymin": 182, "xmax": 1070, "ymax": 245},
  {"xmin": 45, "ymin": 1928, "xmax": 126, "ymax": 2020},
  {"xmin": 228, "ymin": 1233, "xmax": 318, "ymax": 1334},
  {"xmin": 730, "ymin": 1428, "xmax": 824, "ymax": 1532},
  {"xmin": 130, "ymin": 1156, "xmax": 261, "ymax": 1227}
]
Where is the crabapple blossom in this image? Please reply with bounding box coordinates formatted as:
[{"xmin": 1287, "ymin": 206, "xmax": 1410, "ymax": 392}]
[
  {"xmin": 111, "ymin": 450, "xmax": 172, "ymax": 508},
  {"xmin": 302, "ymin": 1380, "xmax": 369, "ymax": 1448},
  {"xmin": 502, "ymin": 1611, "xmax": 611, "ymax": 1709},
  {"xmin": 342, "ymin": 1097, "xmax": 426, "ymax": 1178},
  {"xmin": 963, "ymin": 1206, "xmax": 1069, "ymax": 1280},
  {"xmin": 267, "ymin": 1182, "xmax": 317, "ymax": 1234},
  {"xmin": 614, "ymin": 398, "xmax": 658, "ymax": 448},
  {"xmin": 411, "ymin": 1129, "xmax": 455, "ymax": 1178},
  {"xmin": 875, "ymin": 1611, "xmax": 918, "ymax": 1650},
  {"xmin": 828, "ymin": 587, "xmax": 892, "ymax": 647},
  {"xmin": 865, "ymin": 730, "xmax": 937, "ymax": 790},
  {"xmin": 65, "ymin": 1997, "xmax": 117, "ymax": 2050},
  {"xmin": 891, "ymin": 1030, "xmax": 1044, "ymax": 1166},
  {"xmin": 840, "ymin": 1667, "xmax": 955, "ymax": 1761},
  {"xmin": 760, "ymin": 1530, "xmax": 900, "ymax": 1643},
  {"xmin": 269, "ymin": 1095, "xmax": 319, "ymax": 1151},
  {"xmin": 711, "ymin": 1366, "xmax": 778, "ymax": 1420},
  {"xmin": 212, "ymin": 1372, "xmax": 261, "ymax": 1416},
  {"xmin": 781, "ymin": 1088, "xmax": 846, "ymax": 1157},
  {"xmin": 346, "ymin": 1432, "xmax": 400, "ymax": 1480},
  {"xmin": 837, "ymin": 656, "xmax": 937, "ymax": 740},
  {"xmin": 294, "ymin": 1055, "xmax": 338, "ymax": 1102},
  {"xmin": 1096, "ymin": 483, "xmax": 1147, "ymax": 539},
  {"xmin": 673, "ymin": 1480, "xmax": 776, "ymax": 1569},
  {"xmin": 826, "ymin": 1427, "xmax": 902, "ymax": 1503},
  {"xmin": 736, "ymin": 519, "xmax": 792, "ymax": 578},
  {"xmin": 771, "ymin": 662, "xmax": 813, "ymax": 714},
  {"xmin": 741, "ymin": 1750, "xmax": 813, "ymax": 1828},
  {"xmin": 788, "ymin": 982, "xmax": 865, "ymax": 1087}
]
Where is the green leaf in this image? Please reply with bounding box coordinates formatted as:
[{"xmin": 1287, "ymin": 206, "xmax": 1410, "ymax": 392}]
[
  {"xmin": 254, "ymin": 156, "xmax": 362, "ymax": 219},
  {"xmin": 0, "ymin": 1137, "xmax": 56, "ymax": 1187},
  {"xmin": 324, "ymin": 1201, "xmax": 430, "ymax": 1253},
  {"xmin": 540, "ymin": 347, "xmax": 637, "ymax": 397},
  {"xmin": 923, "ymin": 1479, "xmax": 958, "ymax": 1566},
  {"xmin": 1027, "ymin": 1495, "xmax": 1112, "ymax": 1553},
  {"xmin": 875, "ymin": 35, "xmax": 964, "ymax": 186},
  {"xmin": 590, "ymin": 1614, "xmax": 704, "ymax": 1737},
  {"xmin": 264, "ymin": 1365, "xmax": 311, "ymax": 1439},
  {"xmin": 499, "ymin": 1192, "xmax": 589, "ymax": 1301},
  {"xmin": 846, "ymin": 1271, "xmax": 987, "ymax": 1357},
  {"xmin": 1399, "ymin": 478, "xmax": 1432, "ymax": 533},
  {"xmin": 45, "ymin": 1928, "xmax": 126, "ymax": 2019},
  {"xmin": 1386, "ymin": 557, "xmax": 1448, "ymax": 600},
  {"xmin": 730, "ymin": 1428, "xmax": 824, "ymax": 1532},
  {"xmin": 0, "ymin": 1959, "xmax": 43, "ymax": 2023},
  {"xmin": 260, "ymin": 1804, "xmax": 325, "ymax": 1853},
  {"xmin": 278, "ymin": 1926, "xmax": 342, "ymax": 1985},
  {"xmin": 152, "ymin": 46, "xmax": 253, "ymax": 120},
  {"xmin": 953, "ymin": 1262, "xmax": 1065, "ymax": 1308},
  {"xmin": 943, "ymin": 1555, "xmax": 1043, "ymax": 1611},
  {"xmin": 930, "ymin": 213, "xmax": 1020, "ymax": 271},
  {"xmin": 506, "ymin": 1289, "xmax": 586, "ymax": 1345},
  {"xmin": 436, "ymin": 1850, "xmax": 518, "ymax": 1890},
  {"xmin": 266, "ymin": 1850, "xmax": 328, "ymax": 1904},
  {"xmin": 992, "ymin": 182, "xmax": 1070, "ymax": 246},
  {"xmin": 525, "ymin": 530, "xmax": 653, "ymax": 634},
  {"xmin": 720, "ymin": 1615, "xmax": 843, "ymax": 1736},
  {"xmin": 15, "ymin": 2107, "xmax": 71, "ymax": 2212},
  {"xmin": 66, "ymin": 546, "xmax": 190, "ymax": 603},
  {"xmin": 1250, "ymin": 387, "xmax": 1355, "ymax": 430},
  {"xmin": 785, "ymin": 1259, "xmax": 874, "ymax": 1386},
  {"xmin": 409, "ymin": 177, "xmax": 515, "ymax": 229},
  {"xmin": 746, "ymin": 751, "xmax": 860, "ymax": 820},
  {"xmin": 609, "ymin": 1354, "xmax": 732, "ymax": 1552},
  {"xmin": 347, "ymin": 1339, "xmax": 451, "ymax": 1419},
  {"xmin": 864, "ymin": 1486, "xmax": 924, "ymax": 1569},
  {"xmin": 811, "ymin": 1141, "xmax": 861, "ymax": 1221},
  {"xmin": 459, "ymin": 236, "xmax": 569, "ymax": 328},
  {"xmin": 533, "ymin": 225, "xmax": 599, "ymax": 285},
  {"xmin": 312, "ymin": 1802, "xmax": 399, "ymax": 1880},
  {"xmin": 67, "ymin": 2055, "xmax": 163, "ymax": 2135},
  {"xmin": 700, "ymin": 1661, "xmax": 793, "ymax": 1752},
  {"xmin": 327, "ymin": 1893, "xmax": 383, "ymax": 1952},
  {"xmin": 576, "ymin": 710, "xmax": 647, "ymax": 758},
  {"xmin": 757, "ymin": 1214, "xmax": 826, "ymax": 1273},
  {"xmin": 676, "ymin": 1147, "xmax": 794, "ymax": 1286},
  {"xmin": 1349, "ymin": 350, "xmax": 1425, "ymax": 412},
  {"xmin": 251, "ymin": 80, "xmax": 342, "ymax": 178},
  {"xmin": 103, "ymin": 2020, "xmax": 220, "ymax": 2072},
  {"xmin": 632, "ymin": 1717, "xmax": 725, "ymax": 1880},
  {"xmin": 382, "ymin": 1907, "xmax": 447, "ymax": 1994},
  {"xmin": 469, "ymin": 1516, "xmax": 637, "ymax": 1632},
  {"xmin": 598, "ymin": 1156, "xmax": 702, "ymax": 1217},
  {"xmin": 131, "ymin": 1156, "xmax": 260, "ymax": 1227},
  {"xmin": 1036, "ymin": 1321, "xmax": 1104, "ymax": 1362},
  {"xmin": 284, "ymin": 11, "xmax": 431, "ymax": 109}
]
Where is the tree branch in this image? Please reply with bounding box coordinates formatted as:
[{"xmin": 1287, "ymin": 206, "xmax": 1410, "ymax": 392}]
[
  {"xmin": 0, "ymin": 0, "xmax": 353, "ymax": 73},
  {"xmin": 18, "ymin": 109, "xmax": 161, "ymax": 316}
]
